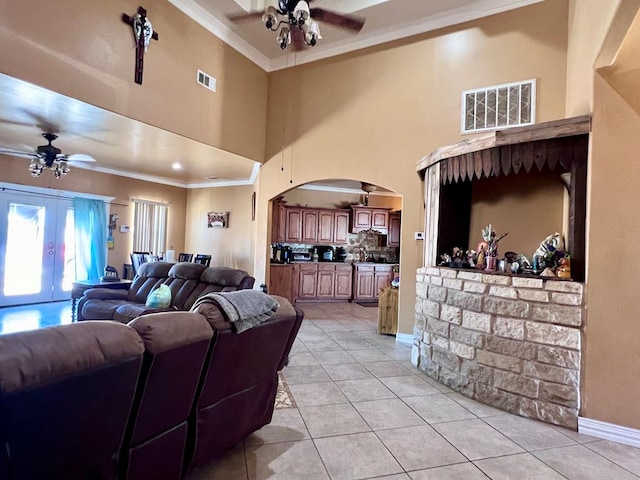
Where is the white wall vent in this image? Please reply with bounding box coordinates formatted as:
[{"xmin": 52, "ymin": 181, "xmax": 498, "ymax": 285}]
[
  {"xmin": 461, "ymin": 79, "xmax": 536, "ymax": 134},
  {"xmin": 197, "ymin": 70, "xmax": 216, "ymax": 93}
]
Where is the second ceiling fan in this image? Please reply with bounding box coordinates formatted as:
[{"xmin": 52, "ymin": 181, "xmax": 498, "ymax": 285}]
[{"xmin": 227, "ymin": 0, "xmax": 365, "ymax": 50}]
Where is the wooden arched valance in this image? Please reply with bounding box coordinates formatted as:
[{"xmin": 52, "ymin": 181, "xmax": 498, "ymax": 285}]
[{"xmin": 417, "ymin": 116, "xmax": 590, "ymax": 182}]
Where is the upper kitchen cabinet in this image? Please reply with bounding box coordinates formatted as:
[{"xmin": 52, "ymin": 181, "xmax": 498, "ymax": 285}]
[
  {"xmin": 387, "ymin": 212, "xmax": 401, "ymax": 248},
  {"xmin": 350, "ymin": 207, "xmax": 391, "ymax": 234},
  {"xmin": 271, "ymin": 197, "xmax": 287, "ymax": 243},
  {"xmin": 318, "ymin": 209, "xmax": 350, "ymax": 244},
  {"xmin": 285, "ymin": 208, "xmax": 304, "ymax": 243},
  {"xmin": 302, "ymin": 210, "xmax": 318, "ymax": 243},
  {"xmin": 286, "ymin": 208, "xmax": 319, "ymax": 243}
]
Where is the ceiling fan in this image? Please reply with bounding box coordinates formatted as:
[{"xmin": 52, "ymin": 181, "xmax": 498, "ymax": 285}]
[
  {"xmin": 0, "ymin": 133, "xmax": 96, "ymax": 178},
  {"xmin": 227, "ymin": 0, "xmax": 365, "ymax": 50}
]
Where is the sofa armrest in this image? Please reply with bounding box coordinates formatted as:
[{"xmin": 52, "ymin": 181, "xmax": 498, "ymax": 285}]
[{"xmin": 82, "ymin": 288, "xmax": 129, "ymax": 300}]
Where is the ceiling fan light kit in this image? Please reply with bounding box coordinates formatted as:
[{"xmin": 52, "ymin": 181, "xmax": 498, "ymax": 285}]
[
  {"xmin": 266, "ymin": 1, "xmax": 321, "ymax": 50},
  {"xmin": 229, "ymin": 0, "xmax": 363, "ymax": 52},
  {"xmin": 0, "ymin": 132, "xmax": 95, "ymax": 179}
]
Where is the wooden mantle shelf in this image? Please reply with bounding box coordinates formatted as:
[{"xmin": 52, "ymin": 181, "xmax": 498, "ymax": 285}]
[{"xmin": 417, "ymin": 115, "xmax": 591, "ymax": 177}]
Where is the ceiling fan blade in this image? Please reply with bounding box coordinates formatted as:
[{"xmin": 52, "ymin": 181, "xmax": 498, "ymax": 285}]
[
  {"xmin": 291, "ymin": 28, "xmax": 305, "ymax": 51},
  {"xmin": 0, "ymin": 148, "xmax": 37, "ymax": 160},
  {"xmin": 65, "ymin": 153, "xmax": 96, "ymax": 163},
  {"xmin": 226, "ymin": 11, "xmax": 264, "ymax": 23},
  {"xmin": 310, "ymin": 8, "xmax": 365, "ymax": 32}
]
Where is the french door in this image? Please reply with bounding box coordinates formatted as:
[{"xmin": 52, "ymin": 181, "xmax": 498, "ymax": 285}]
[{"xmin": 0, "ymin": 192, "xmax": 75, "ymax": 307}]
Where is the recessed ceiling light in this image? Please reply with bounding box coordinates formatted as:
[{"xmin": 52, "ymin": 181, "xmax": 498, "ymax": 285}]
[{"xmin": 172, "ymin": 162, "xmax": 182, "ymax": 170}]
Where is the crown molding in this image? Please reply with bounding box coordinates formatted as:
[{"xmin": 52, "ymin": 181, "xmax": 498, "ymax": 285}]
[
  {"xmin": 186, "ymin": 162, "xmax": 261, "ymax": 188},
  {"xmin": 72, "ymin": 161, "xmax": 261, "ymax": 189},
  {"xmin": 299, "ymin": 183, "xmax": 401, "ymax": 197},
  {"xmin": 0, "ymin": 181, "xmax": 114, "ymax": 202},
  {"xmin": 169, "ymin": 0, "xmax": 544, "ymax": 72}
]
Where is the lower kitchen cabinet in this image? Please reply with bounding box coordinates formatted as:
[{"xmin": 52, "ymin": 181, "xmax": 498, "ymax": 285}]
[
  {"xmin": 296, "ymin": 263, "xmax": 352, "ymax": 301},
  {"xmin": 353, "ymin": 264, "xmax": 395, "ymax": 301},
  {"xmin": 269, "ymin": 264, "xmax": 298, "ymax": 303}
]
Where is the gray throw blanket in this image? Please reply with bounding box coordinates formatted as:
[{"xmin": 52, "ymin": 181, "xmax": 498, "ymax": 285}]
[{"xmin": 191, "ymin": 290, "xmax": 280, "ymax": 333}]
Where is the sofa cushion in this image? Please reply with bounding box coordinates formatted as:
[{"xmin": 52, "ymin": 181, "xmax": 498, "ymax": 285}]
[
  {"xmin": 81, "ymin": 299, "xmax": 135, "ymax": 320},
  {"xmin": 112, "ymin": 303, "xmax": 176, "ymax": 324}
]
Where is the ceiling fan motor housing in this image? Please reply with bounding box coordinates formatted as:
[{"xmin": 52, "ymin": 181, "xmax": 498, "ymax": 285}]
[{"xmin": 36, "ymin": 132, "xmax": 62, "ymax": 166}]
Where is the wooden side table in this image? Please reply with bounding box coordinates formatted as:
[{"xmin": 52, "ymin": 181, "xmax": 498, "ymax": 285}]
[
  {"xmin": 377, "ymin": 286, "xmax": 398, "ymax": 335},
  {"xmin": 71, "ymin": 279, "xmax": 132, "ymax": 321}
]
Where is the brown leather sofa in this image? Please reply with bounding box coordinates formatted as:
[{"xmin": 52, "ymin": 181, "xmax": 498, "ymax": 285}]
[
  {"xmin": 0, "ymin": 321, "xmax": 145, "ymax": 480},
  {"xmin": 77, "ymin": 261, "xmax": 255, "ymax": 323},
  {"xmin": 0, "ymin": 295, "xmax": 303, "ymax": 480}
]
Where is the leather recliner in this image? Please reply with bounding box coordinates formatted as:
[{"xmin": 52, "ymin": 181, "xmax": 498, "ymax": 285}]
[
  {"xmin": 118, "ymin": 312, "xmax": 214, "ymax": 480},
  {"xmin": 77, "ymin": 262, "xmax": 255, "ymax": 323},
  {"xmin": 0, "ymin": 321, "xmax": 144, "ymax": 480},
  {"xmin": 183, "ymin": 295, "xmax": 304, "ymax": 474}
]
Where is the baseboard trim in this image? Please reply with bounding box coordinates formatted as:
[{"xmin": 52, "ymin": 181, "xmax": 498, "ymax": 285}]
[
  {"xmin": 579, "ymin": 416, "xmax": 640, "ymax": 448},
  {"xmin": 396, "ymin": 333, "xmax": 413, "ymax": 345}
]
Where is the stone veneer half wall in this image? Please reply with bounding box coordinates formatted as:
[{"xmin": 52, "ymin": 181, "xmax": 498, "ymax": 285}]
[{"xmin": 412, "ymin": 267, "xmax": 584, "ymax": 428}]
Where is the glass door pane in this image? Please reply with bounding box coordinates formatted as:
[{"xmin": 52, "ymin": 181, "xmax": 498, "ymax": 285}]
[
  {"xmin": 53, "ymin": 204, "xmax": 75, "ymax": 300},
  {"xmin": 5, "ymin": 202, "xmax": 46, "ymax": 296}
]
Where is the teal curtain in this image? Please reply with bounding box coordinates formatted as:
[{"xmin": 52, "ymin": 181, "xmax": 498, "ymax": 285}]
[{"xmin": 73, "ymin": 198, "xmax": 107, "ymax": 281}]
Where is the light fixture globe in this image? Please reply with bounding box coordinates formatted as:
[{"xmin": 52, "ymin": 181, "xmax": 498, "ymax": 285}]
[{"xmin": 361, "ymin": 182, "xmax": 377, "ymax": 194}]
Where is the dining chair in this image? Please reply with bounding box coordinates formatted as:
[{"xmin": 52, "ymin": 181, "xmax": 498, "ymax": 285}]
[
  {"xmin": 130, "ymin": 252, "xmax": 150, "ymax": 275},
  {"xmin": 178, "ymin": 253, "xmax": 194, "ymax": 262},
  {"xmin": 193, "ymin": 254, "xmax": 211, "ymax": 267}
]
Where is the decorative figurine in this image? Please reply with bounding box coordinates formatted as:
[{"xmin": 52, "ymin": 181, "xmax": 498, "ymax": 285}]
[{"xmin": 480, "ymin": 224, "xmax": 509, "ymax": 271}]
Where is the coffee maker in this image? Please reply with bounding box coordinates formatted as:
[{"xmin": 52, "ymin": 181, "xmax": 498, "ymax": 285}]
[{"xmin": 335, "ymin": 247, "xmax": 347, "ymax": 262}]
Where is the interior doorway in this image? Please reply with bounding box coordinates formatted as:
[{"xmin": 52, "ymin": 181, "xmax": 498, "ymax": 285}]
[{"xmin": 0, "ymin": 191, "xmax": 75, "ymax": 307}]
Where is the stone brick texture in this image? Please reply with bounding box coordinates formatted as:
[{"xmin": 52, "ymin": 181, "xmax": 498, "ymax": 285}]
[{"xmin": 414, "ymin": 266, "xmax": 584, "ymax": 429}]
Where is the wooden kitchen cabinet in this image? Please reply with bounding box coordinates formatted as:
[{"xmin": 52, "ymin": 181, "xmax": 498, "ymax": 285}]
[
  {"xmin": 353, "ymin": 265, "xmax": 375, "ymax": 299},
  {"xmin": 271, "ymin": 197, "xmax": 287, "ymax": 243},
  {"xmin": 334, "ymin": 211, "xmax": 350, "ymax": 244},
  {"xmin": 295, "ymin": 263, "xmax": 352, "ymax": 301},
  {"xmin": 285, "ymin": 208, "xmax": 303, "ymax": 243},
  {"xmin": 302, "ymin": 209, "xmax": 318, "ymax": 243},
  {"xmin": 317, "ymin": 265, "xmax": 336, "ymax": 298},
  {"xmin": 387, "ymin": 212, "xmax": 401, "ymax": 247},
  {"xmin": 297, "ymin": 264, "xmax": 318, "ymax": 300},
  {"xmin": 353, "ymin": 264, "xmax": 395, "ymax": 300},
  {"xmin": 335, "ymin": 265, "xmax": 353, "ymax": 299},
  {"xmin": 317, "ymin": 210, "xmax": 334, "ymax": 243},
  {"xmin": 269, "ymin": 264, "xmax": 297, "ymax": 303},
  {"xmin": 350, "ymin": 207, "xmax": 391, "ymax": 234}
]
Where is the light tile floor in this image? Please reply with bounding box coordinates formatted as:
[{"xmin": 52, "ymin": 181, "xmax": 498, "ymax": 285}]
[
  {"xmin": 4, "ymin": 301, "xmax": 640, "ymax": 479},
  {"xmin": 187, "ymin": 302, "xmax": 640, "ymax": 480}
]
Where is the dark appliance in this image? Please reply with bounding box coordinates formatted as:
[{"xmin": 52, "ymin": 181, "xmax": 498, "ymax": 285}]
[
  {"xmin": 282, "ymin": 246, "xmax": 292, "ymax": 263},
  {"xmin": 317, "ymin": 246, "xmax": 335, "ymax": 262},
  {"xmin": 335, "ymin": 247, "xmax": 347, "ymax": 262}
]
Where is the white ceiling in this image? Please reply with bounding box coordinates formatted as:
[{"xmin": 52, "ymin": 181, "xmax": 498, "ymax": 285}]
[
  {"xmin": 0, "ymin": 0, "xmax": 543, "ymax": 188},
  {"xmin": 170, "ymin": 0, "xmax": 544, "ymax": 71}
]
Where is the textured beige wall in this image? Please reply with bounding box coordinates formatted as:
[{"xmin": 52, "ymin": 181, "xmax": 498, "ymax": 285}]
[
  {"xmin": 186, "ymin": 185, "xmax": 255, "ymax": 273},
  {"xmin": 0, "ymin": 155, "xmax": 187, "ymax": 272},
  {"xmin": 584, "ymin": 74, "xmax": 640, "ymax": 429},
  {"xmin": 0, "ymin": 0, "xmax": 268, "ymax": 161},
  {"xmin": 254, "ymin": 1, "xmax": 570, "ymax": 335},
  {"xmin": 468, "ymin": 171, "xmax": 565, "ymax": 259},
  {"xmin": 565, "ymin": 0, "xmax": 622, "ymax": 116}
]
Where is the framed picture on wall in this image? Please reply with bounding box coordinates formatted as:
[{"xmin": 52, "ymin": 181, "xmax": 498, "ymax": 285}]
[{"xmin": 207, "ymin": 211, "xmax": 229, "ymax": 228}]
